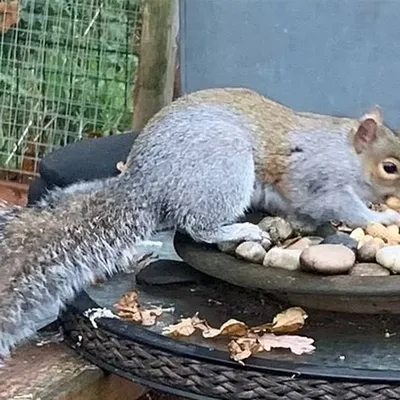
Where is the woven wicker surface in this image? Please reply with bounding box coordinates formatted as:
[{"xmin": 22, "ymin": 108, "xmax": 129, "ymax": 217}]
[{"xmin": 61, "ymin": 310, "xmax": 400, "ymax": 400}]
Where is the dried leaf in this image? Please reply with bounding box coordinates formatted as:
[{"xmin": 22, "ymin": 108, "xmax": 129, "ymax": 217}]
[
  {"xmin": 192, "ymin": 321, "xmax": 212, "ymax": 332},
  {"xmin": 162, "ymin": 306, "xmax": 314, "ymax": 362},
  {"xmin": 257, "ymin": 333, "xmax": 315, "ymax": 355},
  {"xmin": 250, "ymin": 307, "xmax": 307, "ymax": 335},
  {"xmin": 141, "ymin": 308, "xmax": 164, "ymax": 326},
  {"xmin": 271, "ymin": 307, "xmax": 308, "ymax": 334},
  {"xmin": 228, "ymin": 336, "xmax": 263, "ymax": 362},
  {"xmin": 228, "ymin": 340, "xmax": 251, "ymax": 362},
  {"xmin": 114, "ymin": 290, "xmax": 142, "ymax": 322},
  {"xmin": 163, "ymin": 313, "xmax": 204, "ymax": 337},
  {"xmin": 249, "ymin": 322, "xmax": 274, "ymax": 334},
  {"xmin": 202, "ymin": 319, "xmax": 248, "ymax": 339},
  {"xmin": 114, "ymin": 290, "xmax": 165, "ymax": 326}
]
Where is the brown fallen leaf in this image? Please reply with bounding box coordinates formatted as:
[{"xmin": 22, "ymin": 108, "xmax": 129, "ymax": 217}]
[
  {"xmin": 228, "ymin": 336, "xmax": 263, "ymax": 362},
  {"xmin": 257, "ymin": 333, "xmax": 315, "ymax": 355},
  {"xmin": 250, "ymin": 307, "xmax": 308, "ymax": 335},
  {"xmin": 114, "ymin": 290, "xmax": 142, "ymax": 322},
  {"xmin": 270, "ymin": 307, "xmax": 308, "ymax": 334},
  {"xmin": 202, "ymin": 319, "xmax": 248, "ymax": 339},
  {"xmin": 228, "ymin": 340, "xmax": 251, "ymax": 362},
  {"xmin": 162, "ymin": 313, "xmax": 204, "ymax": 337},
  {"xmin": 141, "ymin": 308, "xmax": 164, "ymax": 326},
  {"xmin": 163, "ymin": 307, "xmax": 314, "ymax": 361},
  {"xmin": 163, "ymin": 315, "xmax": 248, "ymax": 339},
  {"xmin": 114, "ymin": 290, "xmax": 165, "ymax": 326}
]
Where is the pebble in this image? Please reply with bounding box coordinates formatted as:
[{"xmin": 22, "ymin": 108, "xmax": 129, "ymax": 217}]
[
  {"xmin": 261, "ymin": 237, "xmax": 273, "ymax": 251},
  {"xmin": 376, "ymin": 246, "xmax": 400, "ymax": 273},
  {"xmin": 321, "ymin": 233, "xmax": 358, "ymax": 252},
  {"xmin": 349, "ymin": 228, "xmax": 365, "ymax": 242},
  {"xmin": 258, "ymin": 217, "xmax": 293, "ymax": 242},
  {"xmin": 357, "ymin": 237, "xmax": 385, "ymax": 262},
  {"xmin": 349, "ymin": 263, "xmax": 390, "ymax": 277},
  {"xmin": 313, "ymin": 223, "xmax": 337, "ymax": 238},
  {"xmin": 235, "ymin": 242, "xmax": 267, "ymax": 264},
  {"xmin": 263, "ymin": 247, "xmax": 302, "ymax": 271},
  {"xmin": 288, "ymin": 219, "xmax": 318, "ymax": 236},
  {"xmin": 300, "ymin": 244, "xmax": 356, "ymax": 275},
  {"xmin": 357, "ymin": 235, "xmax": 374, "ymax": 249},
  {"xmin": 287, "ymin": 236, "xmax": 323, "ymax": 250}
]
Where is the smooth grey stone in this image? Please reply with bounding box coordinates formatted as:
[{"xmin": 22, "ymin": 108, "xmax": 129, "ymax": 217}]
[
  {"xmin": 313, "ymin": 224, "xmax": 337, "ymax": 238},
  {"xmin": 321, "ymin": 233, "xmax": 358, "ymax": 252}
]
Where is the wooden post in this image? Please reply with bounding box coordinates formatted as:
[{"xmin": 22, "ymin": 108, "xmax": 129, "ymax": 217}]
[{"xmin": 133, "ymin": 0, "xmax": 179, "ymax": 132}]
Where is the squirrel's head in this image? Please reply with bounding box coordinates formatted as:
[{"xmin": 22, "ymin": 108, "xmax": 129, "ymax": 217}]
[{"xmin": 353, "ymin": 106, "xmax": 400, "ymax": 199}]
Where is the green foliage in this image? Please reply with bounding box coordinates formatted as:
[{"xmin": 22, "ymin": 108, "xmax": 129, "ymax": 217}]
[{"xmin": 0, "ymin": 0, "xmax": 141, "ymax": 171}]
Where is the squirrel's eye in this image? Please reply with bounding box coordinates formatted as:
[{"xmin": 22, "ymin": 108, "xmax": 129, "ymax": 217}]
[{"xmin": 383, "ymin": 162, "xmax": 398, "ymax": 174}]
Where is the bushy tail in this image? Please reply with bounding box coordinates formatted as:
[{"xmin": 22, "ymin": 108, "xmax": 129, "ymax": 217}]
[{"xmin": 0, "ymin": 176, "xmax": 156, "ymax": 358}]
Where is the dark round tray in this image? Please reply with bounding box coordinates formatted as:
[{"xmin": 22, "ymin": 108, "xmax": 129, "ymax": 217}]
[
  {"xmin": 61, "ymin": 255, "xmax": 400, "ymax": 400},
  {"xmin": 173, "ymin": 232, "xmax": 400, "ymax": 314}
]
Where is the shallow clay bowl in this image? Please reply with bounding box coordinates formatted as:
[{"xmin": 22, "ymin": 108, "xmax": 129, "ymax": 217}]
[{"xmin": 174, "ymin": 232, "xmax": 400, "ymax": 314}]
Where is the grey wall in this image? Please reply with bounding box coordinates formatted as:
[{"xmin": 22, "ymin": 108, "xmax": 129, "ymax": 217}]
[{"xmin": 179, "ymin": 0, "xmax": 400, "ymax": 127}]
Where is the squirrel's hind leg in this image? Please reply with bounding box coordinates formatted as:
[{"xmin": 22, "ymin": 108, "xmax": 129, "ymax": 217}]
[{"xmin": 173, "ymin": 153, "xmax": 267, "ymax": 245}]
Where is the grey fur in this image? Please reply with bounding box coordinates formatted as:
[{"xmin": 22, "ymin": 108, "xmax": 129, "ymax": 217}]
[
  {"xmin": 282, "ymin": 127, "xmax": 400, "ymax": 227},
  {"xmin": 0, "ymin": 176, "xmax": 157, "ymax": 358},
  {"xmin": 0, "ymin": 88, "xmax": 399, "ymax": 358},
  {"xmin": 0, "ymin": 103, "xmax": 268, "ymax": 358}
]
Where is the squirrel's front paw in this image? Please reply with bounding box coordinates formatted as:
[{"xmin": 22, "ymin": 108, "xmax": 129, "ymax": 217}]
[{"xmin": 372, "ymin": 209, "xmax": 400, "ymax": 226}]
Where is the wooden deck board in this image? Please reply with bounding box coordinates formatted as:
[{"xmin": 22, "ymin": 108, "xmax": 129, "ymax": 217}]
[{"xmin": 0, "ymin": 341, "xmax": 147, "ymax": 400}]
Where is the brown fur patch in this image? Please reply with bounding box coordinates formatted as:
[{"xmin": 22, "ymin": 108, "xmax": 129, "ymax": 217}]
[{"xmin": 131, "ymin": 88, "xmax": 360, "ymax": 192}]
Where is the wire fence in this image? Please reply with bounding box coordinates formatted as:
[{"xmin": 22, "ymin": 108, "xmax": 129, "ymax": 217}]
[{"xmin": 0, "ymin": 0, "xmax": 142, "ymax": 182}]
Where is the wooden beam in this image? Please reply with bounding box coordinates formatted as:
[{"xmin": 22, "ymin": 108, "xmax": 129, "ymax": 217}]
[
  {"xmin": 133, "ymin": 0, "xmax": 179, "ymax": 131},
  {"xmin": 0, "ymin": 342, "xmax": 147, "ymax": 400}
]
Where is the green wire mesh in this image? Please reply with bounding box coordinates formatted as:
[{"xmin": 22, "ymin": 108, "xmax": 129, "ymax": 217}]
[{"xmin": 0, "ymin": 0, "xmax": 141, "ymax": 181}]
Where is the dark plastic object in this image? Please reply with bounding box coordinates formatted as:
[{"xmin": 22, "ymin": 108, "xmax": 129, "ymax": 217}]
[{"xmin": 28, "ymin": 131, "xmax": 138, "ymax": 204}]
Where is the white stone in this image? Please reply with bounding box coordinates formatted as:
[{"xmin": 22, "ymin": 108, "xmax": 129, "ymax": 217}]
[
  {"xmin": 263, "ymin": 247, "xmax": 302, "ymax": 271},
  {"xmin": 235, "ymin": 241, "xmax": 267, "ymax": 264},
  {"xmin": 376, "ymin": 246, "xmax": 400, "ymax": 273},
  {"xmin": 300, "ymin": 244, "xmax": 355, "ymax": 275}
]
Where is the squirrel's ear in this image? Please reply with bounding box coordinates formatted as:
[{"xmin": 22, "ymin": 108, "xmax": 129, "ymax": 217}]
[
  {"xmin": 362, "ymin": 106, "xmax": 383, "ymax": 125},
  {"xmin": 354, "ymin": 118, "xmax": 378, "ymax": 154},
  {"xmin": 353, "ymin": 106, "xmax": 382, "ymax": 154}
]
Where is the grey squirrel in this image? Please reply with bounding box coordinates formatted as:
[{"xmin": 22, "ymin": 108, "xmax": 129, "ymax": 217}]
[{"xmin": 1, "ymin": 87, "xmax": 400, "ymax": 359}]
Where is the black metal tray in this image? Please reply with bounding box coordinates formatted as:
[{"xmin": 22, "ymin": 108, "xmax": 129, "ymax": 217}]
[{"xmin": 61, "ymin": 255, "xmax": 400, "ymax": 399}]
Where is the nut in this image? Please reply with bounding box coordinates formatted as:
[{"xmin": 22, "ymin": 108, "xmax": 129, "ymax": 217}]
[
  {"xmin": 386, "ymin": 196, "xmax": 400, "ymax": 211},
  {"xmin": 365, "ymin": 222, "xmax": 400, "ymax": 244}
]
